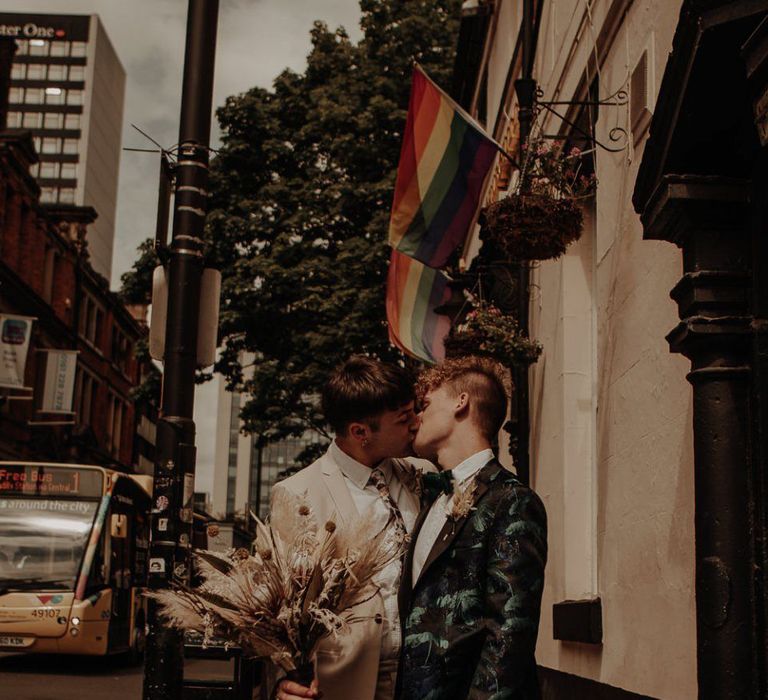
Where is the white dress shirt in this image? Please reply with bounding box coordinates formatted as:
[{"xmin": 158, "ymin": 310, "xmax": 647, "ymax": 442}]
[
  {"xmin": 412, "ymin": 448, "xmax": 495, "ymax": 587},
  {"xmin": 329, "ymin": 440, "xmax": 418, "ymax": 661}
]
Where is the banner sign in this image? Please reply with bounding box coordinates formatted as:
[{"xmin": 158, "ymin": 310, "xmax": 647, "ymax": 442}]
[
  {"xmin": 41, "ymin": 349, "xmax": 78, "ymax": 413},
  {"xmin": 0, "ymin": 315, "xmax": 34, "ymax": 389}
]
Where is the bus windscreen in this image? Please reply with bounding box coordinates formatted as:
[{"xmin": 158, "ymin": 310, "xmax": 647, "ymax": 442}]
[{"xmin": 0, "ymin": 498, "xmax": 99, "ymax": 591}]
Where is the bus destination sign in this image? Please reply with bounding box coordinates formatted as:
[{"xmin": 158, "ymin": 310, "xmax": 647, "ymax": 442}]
[{"xmin": 0, "ymin": 465, "xmax": 103, "ymax": 498}]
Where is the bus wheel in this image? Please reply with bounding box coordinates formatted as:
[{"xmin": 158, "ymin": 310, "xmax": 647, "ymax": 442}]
[{"xmin": 129, "ymin": 613, "xmax": 146, "ymax": 665}]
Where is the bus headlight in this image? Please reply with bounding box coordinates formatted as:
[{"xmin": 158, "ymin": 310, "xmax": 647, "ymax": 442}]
[{"xmin": 71, "ymin": 617, "xmax": 81, "ymax": 626}]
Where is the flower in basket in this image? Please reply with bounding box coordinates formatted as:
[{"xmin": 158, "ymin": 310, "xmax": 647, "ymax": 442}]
[
  {"xmin": 443, "ymin": 300, "xmax": 542, "ymax": 368},
  {"xmin": 481, "ymin": 138, "xmax": 597, "ymax": 261},
  {"xmin": 148, "ymin": 488, "xmax": 405, "ymax": 686}
]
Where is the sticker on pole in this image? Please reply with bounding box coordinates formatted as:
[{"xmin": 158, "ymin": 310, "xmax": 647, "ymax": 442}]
[{"xmin": 149, "ymin": 558, "xmax": 166, "ymax": 573}]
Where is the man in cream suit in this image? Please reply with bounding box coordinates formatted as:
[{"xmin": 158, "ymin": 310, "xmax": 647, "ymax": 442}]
[{"xmin": 273, "ymin": 356, "xmax": 427, "ymax": 700}]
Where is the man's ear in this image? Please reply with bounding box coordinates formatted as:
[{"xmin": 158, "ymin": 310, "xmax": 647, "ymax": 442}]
[
  {"xmin": 348, "ymin": 421, "xmax": 371, "ymax": 444},
  {"xmin": 454, "ymin": 392, "xmax": 470, "ymax": 418}
]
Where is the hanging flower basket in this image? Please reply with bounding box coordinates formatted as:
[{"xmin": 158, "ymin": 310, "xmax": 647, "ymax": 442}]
[
  {"xmin": 443, "ymin": 302, "xmax": 542, "ymax": 368},
  {"xmin": 480, "ymin": 140, "xmax": 596, "ymax": 261},
  {"xmin": 481, "ymin": 193, "xmax": 583, "ymax": 261}
]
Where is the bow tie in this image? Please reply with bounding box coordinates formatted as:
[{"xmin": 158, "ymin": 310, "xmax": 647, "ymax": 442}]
[{"xmin": 422, "ymin": 470, "xmax": 454, "ymax": 500}]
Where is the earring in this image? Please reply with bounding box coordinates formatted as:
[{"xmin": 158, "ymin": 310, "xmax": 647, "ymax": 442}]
[{"xmin": 362, "ymin": 438, "xmax": 369, "ymax": 448}]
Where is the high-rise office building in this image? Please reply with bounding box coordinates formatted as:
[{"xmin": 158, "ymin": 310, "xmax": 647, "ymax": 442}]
[
  {"xmin": 2, "ymin": 13, "xmax": 125, "ymax": 279},
  {"xmin": 212, "ymin": 374, "xmax": 325, "ymax": 519}
]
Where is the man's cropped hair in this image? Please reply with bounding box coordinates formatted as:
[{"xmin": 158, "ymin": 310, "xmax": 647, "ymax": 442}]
[
  {"xmin": 417, "ymin": 356, "xmax": 509, "ymax": 442},
  {"xmin": 323, "ymin": 355, "xmax": 415, "ymax": 434}
]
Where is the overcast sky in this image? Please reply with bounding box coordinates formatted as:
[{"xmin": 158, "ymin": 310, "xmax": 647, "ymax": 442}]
[{"xmin": 6, "ymin": 0, "xmax": 363, "ymax": 496}]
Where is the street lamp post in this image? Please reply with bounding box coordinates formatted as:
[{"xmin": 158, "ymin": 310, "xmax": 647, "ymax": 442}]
[{"xmin": 142, "ymin": 1, "xmax": 219, "ymax": 698}]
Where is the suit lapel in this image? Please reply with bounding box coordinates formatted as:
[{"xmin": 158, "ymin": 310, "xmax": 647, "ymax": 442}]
[
  {"xmin": 319, "ymin": 454, "xmax": 359, "ymax": 524},
  {"xmin": 398, "ymin": 498, "xmax": 433, "ymax": 618},
  {"xmin": 412, "ymin": 460, "xmax": 503, "ymax": 590}
]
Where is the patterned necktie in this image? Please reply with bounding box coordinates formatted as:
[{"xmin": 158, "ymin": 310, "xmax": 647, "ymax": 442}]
[{"xmin": 369, "ymin": 467, "xmax": 407, "ymax": 541}]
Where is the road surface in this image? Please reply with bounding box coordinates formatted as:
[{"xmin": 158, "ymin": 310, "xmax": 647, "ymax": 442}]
[{"xmin": 0, "ymin": 652, "xmax": 246, "ymax": 699}]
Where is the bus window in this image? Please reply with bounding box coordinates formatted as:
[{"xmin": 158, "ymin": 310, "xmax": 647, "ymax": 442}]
[
  {"xmin": 0, "ymin": 498, "xmax": 99, "ymax": 590},
  {"xmin": 84, "ymin": 527, "xmax": 108, "ymax": 592}
]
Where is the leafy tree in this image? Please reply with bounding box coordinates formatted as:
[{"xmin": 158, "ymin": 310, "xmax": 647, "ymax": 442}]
[
  {"xmin": 206, "ymin": 1, "xmax": 462, "ymax": 448},
  {"xmin": 123, "ymin": 0, "xmax": 462, "ymax": 453},
  {"xmin": 119, "ymin": 238, "xmax": 159, "ymax": 305}
]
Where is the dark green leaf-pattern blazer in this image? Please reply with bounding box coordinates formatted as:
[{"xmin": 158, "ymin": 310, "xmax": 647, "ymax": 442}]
[{"xmin": 397, "ymin": 461, "xmax": 547, "ymax": 700}]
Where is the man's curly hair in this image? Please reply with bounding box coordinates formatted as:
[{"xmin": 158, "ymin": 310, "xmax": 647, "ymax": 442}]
[{"xmin": 416, "ymin": 356, "xmax": 510, "ymax": 441}]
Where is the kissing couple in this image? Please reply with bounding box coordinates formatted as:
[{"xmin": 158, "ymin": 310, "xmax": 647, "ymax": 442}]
[{"xmin": 269, "ymin": 355, "xmax": 547, "ymax": 700}]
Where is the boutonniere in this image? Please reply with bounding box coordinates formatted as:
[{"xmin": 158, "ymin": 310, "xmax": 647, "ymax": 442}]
[
  {"xmin": 392, "ymin": 460, "xmax": 424, "ymax": 498},
  {"xmin": 446, "ymin": 478, "xmax": 477, "ymax": 522}
]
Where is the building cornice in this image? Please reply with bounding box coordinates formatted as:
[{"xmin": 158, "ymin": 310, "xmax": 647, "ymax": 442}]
[{"xmin": 632, "ymin": 0, "xmax": 767, "ymax": 213}]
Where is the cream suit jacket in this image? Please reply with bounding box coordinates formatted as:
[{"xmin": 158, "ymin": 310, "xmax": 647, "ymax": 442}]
[{"xmin": 267, "ymin": 450, "xmax": 424, "ymax": 700}]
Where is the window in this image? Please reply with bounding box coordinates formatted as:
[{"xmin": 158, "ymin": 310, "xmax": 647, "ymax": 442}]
[
  {"xmin": 47, "ymin": 64, "xmax": 67, "ymax": 81},
  {"xmin": 94, "ymin": 309, "xmax": 103, "ymax": 348},
  {"xmin": 60, "ymin": 163, "xmax": 77, "ymax": 179},
  {"xmin": 29, "ymin": 40, "xmax": 48, "ymax": 57},
  {"xmin": 66, "ymin": 90, "xmax": 83, "ymax": 106},
  {"xmin": 49, "ymin": 41, "xmax": 70, "ymax": 57},
  {"xmin": 8, "ymin": 87, "xmax": 22, "ymax": 103},
  {"xmin": 59, "ymin": 188, "xmax": 76, "ymax": 204},
  {"xmin": 74, "ymin": 368, "xmax": 99, "ymax": 425},
  {"xmin": 68, "ymin": 65, "xmax": 85, "ymax": 81},
  {"xmin": 111, "ymin": 327, "xmax": 131, "ymax": 374},
  {"xmin": 15, "ymin": 40, "xmax": 28, "ymax": 56},
  {"xmin": 43, "ymin": 113, "xmax": 64, "ymax": 129},
  {"xmin": 41, "ymin": 137, "xmax": 60, "ymax": 154},
  {"xmin": 26, "ymin": 64, "xmax": 46, "ymax": 80},
  {"xmin": 63, "ymin": 139, "xmax": 79, "ymax": 154},
  {"xmin": 24, "ymin": 88, "xmax": 44, "ymax": 105},
  {"xmin": 40, "ymin": 162, "xmax": 59, "ymax": 179},
  {"xmin": 107, "ymin": 394, "xmax": 125, "ymax": 459},
  {"xmin": 43, "ymin": 248, "xmax": 56, "ymax": 303},
  {"xmin": 32, "ymin": 136, "xmax": 42, "ymax": 152},
  {"xmin": 10, "ymin": 64, "xmax": 25, "ymax": 80},
  {"xmin": 79, "ymin": 294, "xmax": 104, "ymax": 348},
  {"xmin": 7, "ymin": 111, "xmax": 21, "ymax": 128},
  {"xmin": 22, "ymin": 112, "xmax": 42, "ymax": 129},
  {"xmin": 78, "ymin": 295, "xmax": 88, "ymax": 336},
  {"xmin": 226, "ymin": 393, "xmax": 241, "ymax": 516},
  {"xmin": 64, "ymin": 114, "xmax": 81, "ymax": 130},
  {"xmin": 45, "ymin": 87, "xmax": 64, "ymax": 105},
  {"xmin": 40, "ymin": 187, "xmax": 56, "ymax": 203},
  {"xmin": 70, "ymin": 42, "xmax": 87, "ymax": 58},
  {"xmin": 30, "ymin": 163, "xmax": 40, "ymax": 178}
]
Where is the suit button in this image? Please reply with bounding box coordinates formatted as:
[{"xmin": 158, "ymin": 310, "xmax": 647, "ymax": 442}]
[{"xmin": 374, "ymin": 614, "xmax": 383, "ymax": 624}]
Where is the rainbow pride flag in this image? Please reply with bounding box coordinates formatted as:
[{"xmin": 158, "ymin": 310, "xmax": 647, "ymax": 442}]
[
  {"xmin": 386, "ymin": 249, "xmax": 452, "ymax": 364},
  {"xmin": 388, "ymin": 64, "xmax": 501, "ymax": 268}
]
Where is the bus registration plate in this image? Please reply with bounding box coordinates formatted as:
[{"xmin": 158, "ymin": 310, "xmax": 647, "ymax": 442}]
[{"xmin": 0, "ymin": 636, "xmax": 33, "ymax": 648}]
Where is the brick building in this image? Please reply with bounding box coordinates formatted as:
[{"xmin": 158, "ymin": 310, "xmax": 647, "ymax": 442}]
[{"xmin": 0, "ymin": 38, "xmax": 155, "ymax": 474}]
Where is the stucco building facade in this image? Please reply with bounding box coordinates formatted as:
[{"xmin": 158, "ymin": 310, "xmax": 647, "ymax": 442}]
[{"xmin": 453, "ymin": 0, "xmax": 768, "ymax": 697}]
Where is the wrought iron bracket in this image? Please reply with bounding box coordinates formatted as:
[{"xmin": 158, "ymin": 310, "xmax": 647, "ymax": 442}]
[{"xmin": 534, "ymin": 86, "xmax": 629, "ymax": 153}]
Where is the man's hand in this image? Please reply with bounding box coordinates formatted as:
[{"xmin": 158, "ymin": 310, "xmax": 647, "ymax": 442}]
[{"xmin": 276, "ymin": 678, "xmax": 320, "ymax": 700}]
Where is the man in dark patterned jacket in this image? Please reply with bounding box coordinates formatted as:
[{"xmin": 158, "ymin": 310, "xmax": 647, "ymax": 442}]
[{"xmin": 397, "ymin": 356, "xmax": 547, "ymax": 700}]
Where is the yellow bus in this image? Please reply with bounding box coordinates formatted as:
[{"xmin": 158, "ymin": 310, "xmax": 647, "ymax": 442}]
[{"xmin": 0, "ymin": 462, "xmax": 151, "ymax": 658}]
